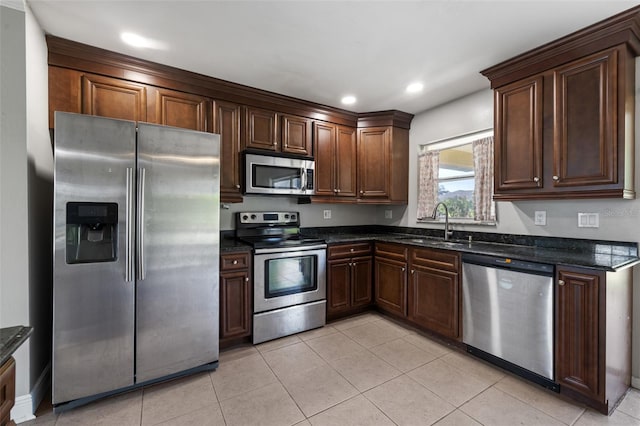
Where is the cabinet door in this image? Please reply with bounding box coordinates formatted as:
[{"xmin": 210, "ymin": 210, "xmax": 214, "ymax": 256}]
[
  {"xmin": 553, "ymin": 49, "xmax": 617, "ymax": 187},
  {"xmin": 154, "ymin": 88, "xmax": 210, "ymax": 131},
  {"xmin": 358, "ymin": 127, "xmax": 390, "ymax": 198},
  {"xmin": 351, "ymin": 256, "xmax": 373, "ymax": 307},
  {"xmin": 408, "ymin": 265, "xmax": 459, "ymax": 338},
  {"xmin": 313, "ymin": 122, "xmax": 336, "ymax": 197},
  {"xmin": 282, "ymin": 114, "xmax": 312, "ymax": 156},
  {"xmin": 215, "ymin": 101, "xmax": 243, "ymax": 202},
  {"xmin": 327, "ymin": 259, "xmax": 351, "ymax": 315},
  {"xmin": 81, "ymin": 74, "xmax": 147, "ymax": 122},
  {"xmin": 244, "ymin": 107, "xmax": 278, "ymax": 151},
  {"xmin": 494, "ymin": 76, "xmax": 543, "ymax": 192},
  {"xmin": 556, "ymin": 268, "xmax": 603, "ymax": 401},
  {"xmin": 336, "ymin": 126, "xmax": 357, "ymax": 197},
  {"xmin": 220, "ymin": 270, "xmax": 252, "ymax": 340},
  {"xmin": 374, "ymin": 257, "xmax": 406, "ymax": 317}
]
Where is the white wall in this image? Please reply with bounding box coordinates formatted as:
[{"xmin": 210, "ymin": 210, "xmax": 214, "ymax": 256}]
[
  {"xmin": 0, "ymin": 2, "xmax": 52, "ymax": 421},
  {"xmin": 25, "ymin": 1, "xmax": 54, "ymax": 416},
  {"xmin": 221, "ymin": 196, "xmax": 379, "ymax": 230},
  {"xmin": 400, "ymin": 77, "xmax": 640, "ymax": 382},
  {"xmin": 0, "ymin": 0, "xmax": 31, "ymax": 405}
]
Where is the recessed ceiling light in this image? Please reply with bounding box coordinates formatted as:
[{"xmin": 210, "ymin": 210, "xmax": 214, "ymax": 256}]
[
  {"xmin": 341, "ymin": 95, "xmax": 356, "ymax": 105},
  {"xmin": 120, "ymin": 32, "xmax": 166, "ymax": 50},
  {"xmin": 406, "ymin": 82, "xmax": 424, "ymax": 93}
]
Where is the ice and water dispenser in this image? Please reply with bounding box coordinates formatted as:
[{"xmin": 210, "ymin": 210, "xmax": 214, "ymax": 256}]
[{"xmin": 66, "ymin": 202, "xmax": 118, "ymax": 264}]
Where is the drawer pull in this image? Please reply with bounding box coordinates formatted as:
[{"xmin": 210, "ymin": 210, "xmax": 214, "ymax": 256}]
[{"xmin": 232, "ymin": 260, "xmax": 238, "ymax": 265}]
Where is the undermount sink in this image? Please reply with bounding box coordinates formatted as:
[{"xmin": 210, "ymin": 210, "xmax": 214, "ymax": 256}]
[{"xmin": 394, "ymin": 236, "xmax": 465, "ymax": 247}]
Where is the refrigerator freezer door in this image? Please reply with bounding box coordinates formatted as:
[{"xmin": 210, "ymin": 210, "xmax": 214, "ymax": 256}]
[
  {"xmin": 135, "ymin": 123, "xmax": 220, "ymax": 382},
  {"xmin": 53, "ymin": 112, "xmax": 136, "ymax": 404}
]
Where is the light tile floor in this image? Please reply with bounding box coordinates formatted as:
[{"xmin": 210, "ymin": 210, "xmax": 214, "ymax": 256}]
[{"xmin": 24, "ymin": 312, "xmax": 640, "ymax": 425}]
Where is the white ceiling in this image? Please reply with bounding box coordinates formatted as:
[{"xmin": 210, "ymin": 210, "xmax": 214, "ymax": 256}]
[{"xmin": 26, "ymin": 0, "xmax": 640, "ymax": 115}]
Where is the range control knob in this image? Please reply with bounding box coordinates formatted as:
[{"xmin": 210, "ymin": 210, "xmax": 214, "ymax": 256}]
[
  {"xmin": 251, "ymin": 214, "xmax": 257, "ymax": 220},
  {"xmin": 284, "ymin": 214, "xmax": 290, "ymax": 219},
  {"xmin": 242, "ymin": 215, "xmax": 249, "ymax": 221},
  {"xmin": 291, "ymin": 214, "xmax": 296, "ymax": 220}
]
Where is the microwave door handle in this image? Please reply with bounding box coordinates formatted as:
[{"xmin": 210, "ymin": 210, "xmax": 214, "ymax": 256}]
[{"xmin": 301, "ymin": 167, "xmax": 307, "ymax": 192}]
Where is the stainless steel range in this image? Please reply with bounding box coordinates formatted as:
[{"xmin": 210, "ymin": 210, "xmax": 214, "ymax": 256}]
[{"xmin": 236, "ymin": 212, "xmax": 327, "ymax": 344}]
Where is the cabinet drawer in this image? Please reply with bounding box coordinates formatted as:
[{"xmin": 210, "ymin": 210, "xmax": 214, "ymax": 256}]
[
  {"xmin": 375, "ymin": 242, "xmax": 408, "ymax": 261},
  {"xmin": 410, "ymin": 248, "xmax": 460, "ymax": 272},
  {"xmin": 221, "ymin": 252, "xmax": 250, "ymax": 271},
  {"xmin": 328, "ymin": 242, "xmax": 372, "ymax": 259}
]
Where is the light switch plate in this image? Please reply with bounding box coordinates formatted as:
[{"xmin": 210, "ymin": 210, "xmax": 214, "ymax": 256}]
[
  {"xmin": 384, "ymin": 210, "xmax": 393, "ymax": 219},
  {"xmin": 534, "ymin": 211, "xmax": 546, "ymax": 226},
  {"xmin": 578, "ymin": 213, "xmax": 599, "ymax": 228}
]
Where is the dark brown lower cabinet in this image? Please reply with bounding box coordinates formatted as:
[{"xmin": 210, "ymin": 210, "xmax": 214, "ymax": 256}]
[
  {"xmin": 0, "ymin": 357, "xmax": 15, "ymax": 426},
  {"xmin": 555, "ymin": 265, "xmax": 632, "ymax": 414},
  {"xmin": 327, "ymin": 243, "xmax": 373, "ymax": 319},
  {"xmin": 407, "ymin": 247, "xmax": 460, "ymax": 339},
  {"xmin": 408, "ymin": 267, "xmax": 459, "ymax": 339},
  {"xmin": 374, "ymin": 243, "xmax": 408, "ymax": 317},
  {"xmin": 220, "ymin": 252, "xmax": 252, "ymax": 345}
]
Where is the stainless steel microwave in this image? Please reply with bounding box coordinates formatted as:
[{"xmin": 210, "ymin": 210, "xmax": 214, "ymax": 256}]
[{"xmin": 244, "ymin": 153, "xmax": 315, "ymax": 195}]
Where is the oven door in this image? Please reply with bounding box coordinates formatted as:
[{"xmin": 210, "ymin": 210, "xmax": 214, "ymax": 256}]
[{"xmin": 254, "ymin": 245, "xmax": 326, "ymax": 313}]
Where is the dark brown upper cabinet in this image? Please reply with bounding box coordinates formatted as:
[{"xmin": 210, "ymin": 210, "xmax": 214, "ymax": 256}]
[
  {"xmin": 150, "ymin": 87, "xmax": 211, "ymax": 132},
  {"xmin": 215, "ymin": 100, "xmax": 243, "ymax": 202},
  {"xmin": 244, "ymin": 107, "xmax": 312, "ymax": 156},
  {"xmin": 483, "ymin": 8, "xmax": 640, "ymax": 200},
  {"xmin": 81, "ymin": 74, "xmax": 147, "ymax": 122},
  {"xmin": 313, "ymin": 122, "xmax": 357, "ymax": 201}
]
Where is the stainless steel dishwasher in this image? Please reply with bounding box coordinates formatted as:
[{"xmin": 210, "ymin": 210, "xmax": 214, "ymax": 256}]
[{"xmin": 462, "ymin": 253, "xmax": 558, "ymax": 391}]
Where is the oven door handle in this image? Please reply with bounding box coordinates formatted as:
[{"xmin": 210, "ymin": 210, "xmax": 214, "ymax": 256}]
[{"xmin": 254, "ymin": 243, "xmax": 327, "ymax": 254}]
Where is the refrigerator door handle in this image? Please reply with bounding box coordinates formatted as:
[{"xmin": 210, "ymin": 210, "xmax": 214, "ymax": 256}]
[
  {"xmin": 125, "ymin": 168, "xmax": 134, "ymax": 282},
  {"xmin": 137, "ymin": 167, "xmax": 146, "ymax": 281}
]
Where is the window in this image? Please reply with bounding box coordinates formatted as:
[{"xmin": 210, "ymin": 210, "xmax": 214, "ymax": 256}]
[
  {"xmin": 438, "ymin": 143, "xmax": 475, "ymax": 219},
  {"xmin": 417, "ymin": 129, "xmax": 495, "ymax": 224}
]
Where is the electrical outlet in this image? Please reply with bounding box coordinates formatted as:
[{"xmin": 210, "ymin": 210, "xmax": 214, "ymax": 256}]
[
  {"xmin": 578, "ymin": 212, "xmax": 599, "ymax": 228},
  {"xmin": 384, "ymin": 210, "xmax": 393, "ymax": 219},
  {"xmin": 323, "ymin": 209, "xmax": 331, "ymax": 219},
  {"xmin": 534, "ymin": 210, "xmax": 546, "ymax": 226}
]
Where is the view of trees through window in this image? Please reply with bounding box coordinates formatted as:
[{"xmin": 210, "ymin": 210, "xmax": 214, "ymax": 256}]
[{"xmin": 437, "ymin": 143, "xmax": 474, "ymax": 219}]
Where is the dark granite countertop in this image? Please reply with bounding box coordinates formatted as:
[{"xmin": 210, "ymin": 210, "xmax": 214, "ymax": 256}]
[
  {"xmin": 220, "ymin": 236, "xmax": 252, "ymax": 253},
  {"xmin": 0, "ymin": 326, "xmax": 33, "ymax": 367},
  {"xmin": 301, "ymin": 227, "xmax": 639, "ymax": 272}
]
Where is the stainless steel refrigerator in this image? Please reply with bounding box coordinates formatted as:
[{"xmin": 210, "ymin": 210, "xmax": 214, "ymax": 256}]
[{"xmin": 53, "ymin": 112, "xmax": 220, "ymax": 409}]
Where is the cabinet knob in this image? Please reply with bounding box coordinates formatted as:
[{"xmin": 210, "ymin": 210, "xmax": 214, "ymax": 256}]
[
  {"xmin": 359, "ymin": 190, "xmax": 364, "ymax": 195},
  {"xmin": 245, "ymin": 277, "xmax": 249, "ymax": 282},
  {"xmin": 236, "ymin": 184, "xmax": 241, "ymax": 189},
  {"xmin": 553, "ymin": 175, "xmax": 559, "ymax": 181},
  {"xmin": 273, "ymin": 142, "xmax": 278, "ymax": 146},
  {"xmin": 336, "ymin": 189, "xmax": 341, "ymax": 193},
  {"xmin": 350, "ymin": 248, "xmax": 355, "ymax": 252},
  {"xmin": 411, "ymin": 269, "xmax": 415, "ymax": 275},
  {"xmin": 232, "ymin": 260, "xmax": 238, "ymax": 265},
  {"xmin": 334, "ymin": 189, "xmax": 338, "ymax": 193},
  {"xmin": 401, "ymin": 267, "xmax": 405, "ymax": 272},
  {"xmin": 533, "ymin": 177, "xmax": 539, "ymax": 183},
  {"xmin": 558, "ymin": 279, "xmax": 565, "ymax": 286}
]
